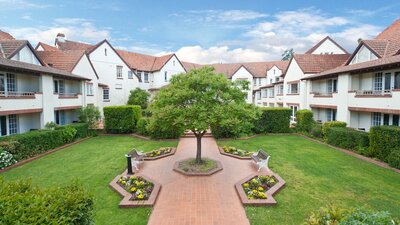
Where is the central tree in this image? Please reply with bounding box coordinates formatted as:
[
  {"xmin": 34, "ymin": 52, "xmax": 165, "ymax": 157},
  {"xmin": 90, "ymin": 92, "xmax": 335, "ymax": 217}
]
[{"xmin": 149, "ymin": 66, "xmax": 258, "ymax": 164}]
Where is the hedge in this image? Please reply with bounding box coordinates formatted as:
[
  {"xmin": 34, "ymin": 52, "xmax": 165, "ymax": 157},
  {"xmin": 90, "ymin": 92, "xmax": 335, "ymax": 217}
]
[
  {"xmin": 59, "ymin": 123, "xmax": 89, "ymax": 139},
  {"xmin": 253, "ymin": 107, "xmax": 291, "ymax": 133},
  {"xmin": 147, "ymin": 118, "xmax": 184, "ymax": 139},
  {"xmin": 325, "ymin": 127, "xmax": 369, "ymax": 153},
  {"xmin": 322, "ymin": 121, "xmax": 347, "ymax": 137},
  {"xmin": 104, "ymin": 105, "xmax": 141, "ymax": 134},
  {"xmin": 369, "ymin": 126, "xmax": 400, "ymax": 167},
  {"xmin": 136, "ymin": 117, "xmax": 149, "ymax": 136},
  {"xmin": 296, "ymin": 109, "xmax": 314, "ymax": 132},
  {"xmin": 0, "ymin": 178, "xmax": 94, "ymax": 225}
]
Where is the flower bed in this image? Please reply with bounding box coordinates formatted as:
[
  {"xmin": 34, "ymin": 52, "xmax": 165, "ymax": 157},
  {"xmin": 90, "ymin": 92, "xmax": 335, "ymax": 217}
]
[
  {"xmin": 242, "ymin": 175, "xmax": 277, "ymax": 199},
  {"xmin": 117, "ymin": 176, "xmax": 154, "ymax": 200},
  {"xmin": 219, "ymin": 146, "xmax": 252, "ymax": 159},
  {"xmin": 142, "ymin": 147, "xmax": 176, "ymax": 160}
]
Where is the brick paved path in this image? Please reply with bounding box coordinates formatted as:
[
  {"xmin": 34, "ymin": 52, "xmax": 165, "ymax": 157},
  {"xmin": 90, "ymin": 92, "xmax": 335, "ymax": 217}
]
[{"xmin": 136, "ymin": 136, "xmax": 259, "ymax": 225}]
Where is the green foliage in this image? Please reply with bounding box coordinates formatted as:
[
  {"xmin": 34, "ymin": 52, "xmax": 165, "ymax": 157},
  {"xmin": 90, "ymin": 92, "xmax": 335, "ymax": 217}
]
[
  {"xmin": 310, "ymin": 123, "xmax": 323, "ymax": 138},
  {"xmin": 44, "ymin": 121, "xmax": 58, "ymax": 130},
  {"xmin": 62, "ymin": 123, "xmax": 90, "ymax": 139},
  {"xmin": 387, "ymin": 149, "xmax": 400, "ymax": 169},
  {"xmin": 0, "ymin": 178, "xmax": 94, "ymax": 225},
  {"xmin": 296, "ymin": 109, "xmax": 314, "ymax": 132},
  {"xmin": 305, "ymin": 205, "xmax": 397, "ymax": 225},
  {"xmin": 322, "ymin": 121, "xmax": 347, "ymax": 137},
  {"xmin": 147, "ymin": 118, "xmax": 184, "ymax": 139},
  {"xmin": 0, "ymin": 148, "xmax": 17, "ymax": 169},
  {"xmin": 325, "ymin": 127, "xmax": 369, "ymax": 153},
  {"xmin": 136, "ymin": 117, "xmax": 149, "ymax": 136},
  {"xmin": 127, "ymin": 88, "xmax": 150, "ymax": 110},
  {"xmin": 369, "ymin": 126, "xmax": 400, "ymax": 166},
  {"xmin": 78, "ymin": 105, "xmax": 101, "ymax": 128},
  {"xmin": 104, "ymin": 105, "xmax": 142, "ymax": 134},
  {"xmin": 253, "ymin": 107, "xmax": 291, "ymax": 133}
]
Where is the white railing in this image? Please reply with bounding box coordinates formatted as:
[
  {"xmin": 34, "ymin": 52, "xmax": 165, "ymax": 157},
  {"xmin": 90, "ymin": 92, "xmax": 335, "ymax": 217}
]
[
  {"xmin": 0, "ymin": 91, "xmax": 36, "ymax": 97},
  {"xmin": 312, "ymin": 91, "xmax": 333, "ymax": 96},
  {"xmin": 58, "ymin": 93, "xmax": 79, "ymax": 98},
  {"xmin": 355, "ymin": 90, "xmax": 392, "ymax": 96}
]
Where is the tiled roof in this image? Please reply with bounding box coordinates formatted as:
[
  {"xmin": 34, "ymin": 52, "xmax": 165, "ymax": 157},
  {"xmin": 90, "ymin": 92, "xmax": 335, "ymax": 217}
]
[
  {"xmin": 292, "ymin": 54, "xmax": 350, "ymax": 74},
  {"xmin": 56, "ymin": 40, "xmax": 94, "ymax": 51},
  {"xmin": 375, "ymin": 19, "xmax": 400, "ymax": 42},
  {"xmin": 0, "ymin": 57, "xmax": 89, "ymax": 80},
  {"xmin": 181, "ymin": 61, "xmax": 203, "ymax": 71},
  {"xmin": 305, "ymin": 36, "xmax": 348, "ymax": 54},
  {"xmin": 303, "ymin": 54, "xmax": 400, "ymax": 80},
  {"xmin": 117, "ymin": 50, "xmax": 175, "ymax": 72},
  {"xmin": 0, "ymin": 40, "xmax": 28, "ymax": 58},
  {"xmin": 36, "ymin": 42, "xmax": 60, "ymax": 51},
  {"xmin": 0, "ymin": 30, "xmax": 15, "ymax": 40},
  {"xmin": 36, "ymin": 50, "xmax": 86, "ymax": 72}
]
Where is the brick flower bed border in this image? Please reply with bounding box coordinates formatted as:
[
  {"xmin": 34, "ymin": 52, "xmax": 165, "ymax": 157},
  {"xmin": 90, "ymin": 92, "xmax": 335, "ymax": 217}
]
[
  {"xmin": 143, "ymin": 147, "xmax": 177, "ymax": 161},
  {"xmin": 173, "ymin": 158, "xmax": 223, "ymax": 176},
  {"xmin": 218, "ymin": 147, "xmax": 251, "ymax": 160},
  {"xmin": 235, "ymin": 171, "xmax": 286, "ymax": 206},
  {"xmin": 109, "ymin": 170, "xmax": 161, "ymax": 208}
]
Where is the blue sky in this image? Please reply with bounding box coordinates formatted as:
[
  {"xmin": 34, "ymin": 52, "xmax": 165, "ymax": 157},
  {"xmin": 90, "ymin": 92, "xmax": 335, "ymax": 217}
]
[{"xmin": 1, "ymin": 0, "xmax": 399, "ymax": 63}]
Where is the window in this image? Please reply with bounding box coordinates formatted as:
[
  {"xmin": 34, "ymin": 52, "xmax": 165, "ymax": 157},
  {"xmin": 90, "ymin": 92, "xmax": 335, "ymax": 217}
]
[
  {"xmin": 116, "ymin": 66, "xmax": 123, "ymax": 79},
  {"xmin": 273, "ymin": 69, "xmax": 276, "ymax": 75},
  {"xmin": 173, "ymin": 60, "xmax": 175, "ymax": 66},
  {"xmin": 384, "ymin": 72, "xmax": 391, "ymax": 91},
  {"xmin": 326, "ymin": 109, "xmax": 336, "ymax": 121},
  {"xmin": 269, "ymin": 103, "xmax": 274, "ymax": 107},
  {"xmin": 53, "ymin": 79, "xmax": 65, "ymax": 94},
  {"xmin": 0, "ymin": 116, "xmax": 6, "ymax": 136},
  {"xmin": 270, "ymin": 78, "xmax": 273, "ymax": 84},
  {"xmin": 136, "ymin": 71, "xmax": 142, "ymax": 82},
  {"xmin": 103, "ymin": 88, "xmax": 109, "ymax": 101},
  {"xmin": 257, "ymin": 91, "xmax": 261, "ymax": 100},
  {"xmin": 104, "ymin": 48, "xmax": 107, "ymax": 56},
  {"xmin": 393, "ymin": 115, "xmax": 399, "ymax": 126},
  {"xmin": 8, "ymin": 114, "xmax": 18, "ymax": 135},
  {"xmin": 374, "ymin": 73, "xmax": 383, "ymax": 91},
  {"xmin": 0, "ymin": 74, "xmax": 5, "ymax": 95},
  {"xmin": 144, "ymin": 72, "xmax": 149, "ymax": 83},
  {"xmin": 164, "ymin": 71, "xmax": 168, "ymax": 82},
  {"xmin": 7, "ymin": 73, "xmax": 16, "ymax": 93},
  {"xmin": 86, "ymin": 83, "xmax": 93, "ymax": 95},
  {"xmin": 253, "ymin": 78, "xmax": 257, "ymax": 85},
  {"xmin": 55, "ymin": 111, "xmax": 65, "ymax": 125},
  {"xmin": 327, "ymin": 79, "xmax": 338, "ymax": 93},
  {"xmin": 288, "ymin": 83, "xmax": 299, "ymax": 94},
  {"xmin": 395, "ymin": 72, "xmax": 400, "ymax": 89},
  {"xmin": 277, "ymin": 85, "xmax": 283, "ymax": 95},
  {"xmin": 372, "ymin": 112, "xmax": 382, "ymax": 126},
  {"xmin": 262, "ymin": 89, "xmax": 268, "ymax": 98},
  {"xmin": 268, "ymin": 88, "xmax": 274, "ymax": 97},
  {"xmin": 258, "ymin": 78, "xmax": 261, "ymax": 86},
  {"xmin": 128, "ymin": 71, "xmax": 133, "ymax": 79},
  {"xmin": 383, "ymin": 114, "xmax": 390, "ymax": 125}
]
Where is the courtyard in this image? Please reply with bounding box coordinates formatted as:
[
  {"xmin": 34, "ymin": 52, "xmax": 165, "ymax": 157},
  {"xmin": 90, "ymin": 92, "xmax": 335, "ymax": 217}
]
[{"xmin": 2, "ymin": 134, "xmax": 399, "ymax": 225}]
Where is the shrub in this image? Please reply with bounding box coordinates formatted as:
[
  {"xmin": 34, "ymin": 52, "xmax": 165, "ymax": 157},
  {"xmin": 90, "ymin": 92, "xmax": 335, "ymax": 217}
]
[
  {"xmin": 44, "ymin": 121, "xmax": 58, "ymax": 130},
  {"xmin": 104, "ymin": 105, "xmax": 142, "ymax": 134},
  {"xmin": 0, "ymin": 178, "xmax": 94, "ymax": 225},
  {"xmin": 63, "ymin": 123, "xmax": 89, "ymax": 139},
  {"xmin": 78, "ymin": 105, "xmax": 101, "ymax": 128},
  {"xmin": 305, "ymin": 205, "xmax": 397, "ymax": 225},
  {"xmin": 253, "ymin": 107, "xmax": 291, "ymax": 133},
  {"xmin": 147, "ymin": 117, "xmax": 184, "ymax": 139},
  {"xmin": 0, "ymin": 148, "xmax": 17, "ymax": 169},
  {"xmin": 387, "ymin": 149, "xmax": 400, "ymax": 169},
  {"xmin": 322, "ymin": 121, "xmax": 347, "ymax": 137},
  {"xmin": 127, "ymin": 88, "xmax": 150, "ymax": 110},
  {"xmin": 325, "ymin": 127, "xmax": 369, "ymax": 153},
  {"xmin": 296, "ymin": 109, "xmax": 314, "ymax": 132},
  {"xmin": 310, "ymin": 123, "xmax": 323, "ymax": 138},
  {"xmin": 369, "ymin": 126, "xmax": 400, "ymax": 163},
  {"xmin": 136, "ymin": 117, "xmax": 149, "ymax": 136}
]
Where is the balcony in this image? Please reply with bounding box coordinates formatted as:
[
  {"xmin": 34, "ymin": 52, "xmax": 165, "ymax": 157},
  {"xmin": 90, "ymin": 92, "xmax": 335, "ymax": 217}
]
[
  {"xmin": 0, "ymin": 92, "xmax": 43, "ymax": 113},
  {"xmin": 58, "ymin": 92, "xmax": 80, "ymax": 99},
  {"xmin": 354, "ymin": 90, "xmax": 392, "ymax": 97},
  {"xmin": 311, "ymin": 91, "xmax": 334, "ymax": 97},
  {"xmin": 0, "ymin": 91, "xmax": 37, "ymax": 98}
]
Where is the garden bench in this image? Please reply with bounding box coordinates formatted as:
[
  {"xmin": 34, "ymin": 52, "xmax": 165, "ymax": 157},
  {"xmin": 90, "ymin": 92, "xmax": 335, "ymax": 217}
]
[
  {"xmin": 251, "ymin": 150, "xmax": 270, "ymax": 171},
  {"xmin": 128, "ymin": 148, "xmax": 144, "ymax": 170}
]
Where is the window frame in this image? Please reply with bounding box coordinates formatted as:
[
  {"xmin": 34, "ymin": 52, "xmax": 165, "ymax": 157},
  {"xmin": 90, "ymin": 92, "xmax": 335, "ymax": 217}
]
[
  {"xmin": 128, "ymin": 71, "xmax": 133, "ymax": 79},
  {"xmin": 116, "ymin": 66, "xmax": 123, "ymax": 79},
  {"xmin": 103, "ymin": 88, "xmax": 110, "ymax": 101},
  {"xmin": 86, "ymin": 83, "xmax": 93, "ymax": 96},
  {"xmin": 8, "ymin": 114, "xmax": 18, "ymax": 135},
  {"xmin": 144, "ymin": 72, "xmax": 149, "ymax": 83},
  {"xmin": 371, "ymin": 112, "xmax": 382, "ymax": 126}
]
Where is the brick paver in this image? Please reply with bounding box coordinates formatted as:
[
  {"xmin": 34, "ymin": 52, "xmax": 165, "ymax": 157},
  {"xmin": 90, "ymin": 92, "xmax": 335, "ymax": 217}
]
[{"xmin": 136, "ymin": 136, "xmax": 260, "ymax": 225}]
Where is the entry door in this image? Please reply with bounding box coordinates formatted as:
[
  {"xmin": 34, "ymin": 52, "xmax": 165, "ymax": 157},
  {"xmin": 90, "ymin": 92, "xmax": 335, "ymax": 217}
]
[{"xmin": 0, "ymin": 116, "xmax": 6, "ymax": 136}]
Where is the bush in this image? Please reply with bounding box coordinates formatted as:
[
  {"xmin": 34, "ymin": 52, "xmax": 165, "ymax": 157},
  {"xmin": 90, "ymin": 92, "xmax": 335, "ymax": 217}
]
[
  {"xmin": 136, "ymin": 117, "xmax": 149, "ymax": 136},
  {"xmin": 147, "ymin": 117, "xmax": 184, "ymax": 139},
  {"xmin": 127, "ymin": 88, "xmax": 150, "ymax": 110},
  {"xmin": 296, "ymin": 109, "xmax": 314, "ymax": 132},
  {"xmin": 44, "ymin": 121, "xmax": 58, "ymax": 130},
  {"xmin": 310, "ymin": 123, "xmax": 323, "ymax": 138},
  {"xmin": 78, "ymin": 105, "xmax": 101, "ymax": 128},
  {"xmin": 325, "ymin": 127, "xmax": 369, "ymax": 153},
  {"xmin": 0, "ymin": 148, "xmax": 17, "ymax": 169},
  {"xmin": 305, "ymin": 205, "xmax": 397, "ymax": 225},
  {"xmin": 0, "ymin": 178, "xmax": 94, "ymax": 225},
  {"xmin": 322, "ymin": 121, "xmax": 347, "ymax": 137},
  {"xmin": 104, "ymin": 105, "xmax": 142, "ymax": 134},
  {"xmin": 369, "ymin": 126, "xmax": 400, "ymax": 164},
  {"xmin": 253, "ymin": 107, "xmax": 291, "ymax": 133},
  {"xmin": 387, "ymin": 149, "xmax": 400, "ymax": 169},
  {"xmin": 63, "ymin": 123, "xmax": 89, "ymax": 139}
]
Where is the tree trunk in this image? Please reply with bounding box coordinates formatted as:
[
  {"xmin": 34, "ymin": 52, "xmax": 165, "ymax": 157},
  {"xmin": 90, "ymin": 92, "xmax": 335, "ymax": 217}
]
[{"xmin": 195, "ymin": 135, "xmax": 202, "ymax": 164}]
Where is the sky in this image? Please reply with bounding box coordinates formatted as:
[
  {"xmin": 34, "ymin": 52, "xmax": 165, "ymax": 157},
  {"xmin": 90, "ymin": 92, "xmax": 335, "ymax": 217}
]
[{"xmin": 1, "ymin": 0, "xmax": 399, "ymax": 64}]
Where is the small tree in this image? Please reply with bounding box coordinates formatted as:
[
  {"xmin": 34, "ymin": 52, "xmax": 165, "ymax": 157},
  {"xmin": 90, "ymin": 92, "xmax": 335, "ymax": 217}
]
[
  {"xmin": 127, "ymin": 88, "xmax": 150, "ymax": 110},
  {"xmin": 78, "ymin": 105, "xmax": 101, "ymax": 128},
  {"xmin": 281, "ymin": 48, "xmax": 294, "ymax": 61},
  {"xmin": 149, "ymin": 66, "xmax": 258, "ymax": 164}
]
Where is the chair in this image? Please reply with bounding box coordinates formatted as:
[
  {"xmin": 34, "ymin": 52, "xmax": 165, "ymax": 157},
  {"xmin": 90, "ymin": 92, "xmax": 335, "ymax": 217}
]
[{"xmin": 251, "ymin": 150, "xmax": 270, "ymax": 171}]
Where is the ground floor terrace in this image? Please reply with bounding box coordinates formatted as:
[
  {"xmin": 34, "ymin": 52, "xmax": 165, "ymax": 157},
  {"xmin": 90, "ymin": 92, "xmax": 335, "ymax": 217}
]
[{"xmin": 1, "ymin": 135, "xmax": 399, "ymax": 225}]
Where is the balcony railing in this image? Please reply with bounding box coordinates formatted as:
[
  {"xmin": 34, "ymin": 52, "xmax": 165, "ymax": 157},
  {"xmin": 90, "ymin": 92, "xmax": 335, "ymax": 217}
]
[
  {"xmin": 58, "ymin": 93, "xmax": 79, "ymax": 98},
  {"xmin": 312, "ymin": 91, "xmax": 334, "ymax": 97},
  {"xmin": 355, "ymin": 90, "xmax": 392, "ymax": 96},
  {"xmin": 0, "ymin": 91, "xmax": 36, "ymax": 97}
]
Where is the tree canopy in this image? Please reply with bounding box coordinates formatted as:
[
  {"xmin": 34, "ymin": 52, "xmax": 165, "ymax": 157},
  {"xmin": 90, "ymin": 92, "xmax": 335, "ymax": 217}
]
[
  {"xmin": 149, "ymin": 66, "xmax": 259, "ymax": 163},
  {"xmin": 127, "ymin": 88, "xmax": 150, "ymax": 110}
]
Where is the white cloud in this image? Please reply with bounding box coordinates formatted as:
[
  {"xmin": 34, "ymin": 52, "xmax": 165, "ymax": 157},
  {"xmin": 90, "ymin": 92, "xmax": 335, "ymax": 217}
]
[
  {"xmin": 0, "ymin": 0, "xmax": 51, "ymax": 9},
  {"xmin": 173, "ymin": 9, "xmax": 267, "ymax": 23},
  {"xmin": 21, "ymin": 15, "xmax": 32, "ymax": 20}
]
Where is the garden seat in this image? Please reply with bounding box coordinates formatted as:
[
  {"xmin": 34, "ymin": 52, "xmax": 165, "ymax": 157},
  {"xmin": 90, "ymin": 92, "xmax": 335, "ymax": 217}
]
[
  {"xmin": 251, "ymin": 150, "xmax": 270, "ymax": 171},
  {"xmin": 129, "ymin": 148, "xmax": 144, "ymax": 163}
]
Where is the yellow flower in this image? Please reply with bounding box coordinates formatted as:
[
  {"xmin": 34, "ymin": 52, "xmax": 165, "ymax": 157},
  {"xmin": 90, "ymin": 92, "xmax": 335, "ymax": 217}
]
[
  {"xmin": 243, "ymin": 183, "xmax": 249, "ymax": 187},
  {"xmin": 137, "ymin": 194, "xmax": 144, "ymax": 199},
  {"xmin": 130, "ymin": 187, "xmax": 136, "ymax": 192},
  {"xmin": 252, "ymin": 190, "xmax": 258, "ymax": 193}
]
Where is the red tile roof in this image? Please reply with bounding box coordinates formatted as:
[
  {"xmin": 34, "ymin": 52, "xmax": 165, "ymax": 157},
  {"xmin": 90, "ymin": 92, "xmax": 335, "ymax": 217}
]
[
  {"xmin": 0, "ymin": 30, "xmax": 15, "ymax": 40},
  {"xmin": 36, "ymin": 42, "xmax": 60, "ymax": 51},
  {"xmin": 305, "ymin": 36, "xmax": 348, "ymax": 54},
  {"xmin": 0, "ymin": 40, "xmax": 28, "ymax": 58},
  {"xmin": 292, "ymin": 54, "xmax": 350, "ymax": 74},
  {"xmin": 56, "ymin": 40, "xmax": 94, "ymax": 51},
  {"xmin": 36, "ymin": 50, "xmax": 86, "ymax": 72},
  {"xmin": 117, "ymin": 50, "xmax": 176, "ymax": 72}
]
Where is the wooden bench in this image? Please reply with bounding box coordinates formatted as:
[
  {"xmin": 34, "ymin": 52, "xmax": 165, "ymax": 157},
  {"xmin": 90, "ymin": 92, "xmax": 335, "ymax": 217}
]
[
  {"xmin": 128, "ymin": 148, "xmax": 144, "ymax": 170},
  {"xmin": 251, "ymin": 150, "xmax": 270, "ymax": 171}
]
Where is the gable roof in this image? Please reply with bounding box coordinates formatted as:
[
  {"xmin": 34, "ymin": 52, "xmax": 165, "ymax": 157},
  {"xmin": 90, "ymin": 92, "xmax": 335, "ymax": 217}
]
[
  {"xmin": 116, "ymin": 50, "xmax": 178, "ymax": 72},
  {"xmin": 36, "ymin": 50, "xmax": 86, "ymax": 72},
  {"xmin": 36, "ymin": 42, "xmax": 60, "ymax": 51},
  {"xmin": 0, "ymin": 40, "xmax": 46, "ymax": 66},
  {"xmin": 290, "ymin": 53, "xmax": 350, "ymax": 74},
  {"xmin": 0, "ymin": 30, "xmax": 15, "ymax": 40},
  {"xmin": 305, "ymin": 36, "xmax": 349, "ymax": 54},
  {"xmin": 56, "ymin": 39, "xmax": 94, "ymax": 51}
]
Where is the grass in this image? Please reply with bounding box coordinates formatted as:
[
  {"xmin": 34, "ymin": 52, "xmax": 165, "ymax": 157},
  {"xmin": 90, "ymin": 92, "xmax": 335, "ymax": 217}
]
[
  {"xmin": 218, "ymin": 134, "xmax": 400, "ymax": 225},
  {"xmin": 178, "ymin": 158, "xmax": 217, "ymax": 173},
  {"xmin": 0, "ymin": 136, "xmax": 178, "ymax": 225}
]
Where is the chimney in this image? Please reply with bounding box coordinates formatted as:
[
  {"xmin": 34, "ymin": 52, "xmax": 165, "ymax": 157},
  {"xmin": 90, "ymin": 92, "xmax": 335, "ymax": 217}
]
[{"xmin": 55, "ymin": 33, "xmax": 66, "ymax": 46}]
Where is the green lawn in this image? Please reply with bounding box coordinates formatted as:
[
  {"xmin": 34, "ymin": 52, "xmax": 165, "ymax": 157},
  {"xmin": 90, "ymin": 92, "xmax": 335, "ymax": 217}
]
[
  {"xmin": 1, "ymin": 136, "xmax": 178, "ymax": 225},
  {"xmin": 218, "ymin": 135, "xmax": 400, "ymax": 225}
]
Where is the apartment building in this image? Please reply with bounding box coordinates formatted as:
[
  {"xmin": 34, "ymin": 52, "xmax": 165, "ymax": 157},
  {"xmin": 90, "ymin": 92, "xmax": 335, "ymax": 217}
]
[
  {"xmin": 0, "ymin": 31, "xmax": 89, "ymax": 136},
  {"xmin": 303, "ymin": 19, "xmax": 400, "ymax": 131}
]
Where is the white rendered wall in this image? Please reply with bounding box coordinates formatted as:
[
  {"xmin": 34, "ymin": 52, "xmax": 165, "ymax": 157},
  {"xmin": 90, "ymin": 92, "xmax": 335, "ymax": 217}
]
[
  {"xmin": 11, "ymin": 45, "xmax": 41, "ymax": 65},
  {"xmin": 72, "ymin": 55, "xmax": 99, "ymax": 107},
  {"xmin": 150, "ymin": 55, "xmax": 186, "ymax": 89},
  {"xmin": 231, "ymin": 67, "xmax": 254, "ymax": 104},
  {"xmin": 311, "ymin": 39, "xmax": 347, "ymax": 55},
  {"xmin": 283, "ymin": 59, "xmax": 306, "ymax": 108}
]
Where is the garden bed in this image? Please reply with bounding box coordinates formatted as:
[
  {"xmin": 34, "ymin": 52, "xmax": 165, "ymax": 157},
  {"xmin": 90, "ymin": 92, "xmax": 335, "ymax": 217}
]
[
  {"xmin": 219, "ymin": 146, "xmax": 252, "ymax": 159},
  {"xmin": 235, "ymin": 172, "xmax": 286, "ymax": 206},
  {"xmin": 109, "ymin": 171, "xmax": 161, "ymax": 208},
  {"xmin": 143, "ymin": 147, "xmax": 176, "ymax": 160},
  {"xmin": 173, "ymin": 158, "xmax": 223, "ymax": 176}
]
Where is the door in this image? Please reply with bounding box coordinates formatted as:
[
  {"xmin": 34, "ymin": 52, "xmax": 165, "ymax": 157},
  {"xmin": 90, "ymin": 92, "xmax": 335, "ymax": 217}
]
[{"xmin": 0, "ymin": 116, "xmax": 6, "ymax": 136}]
